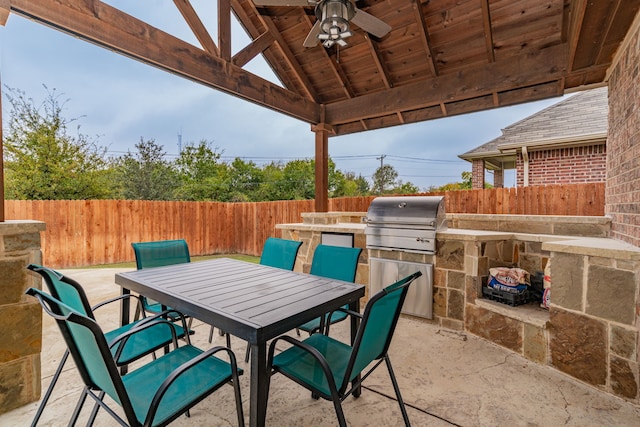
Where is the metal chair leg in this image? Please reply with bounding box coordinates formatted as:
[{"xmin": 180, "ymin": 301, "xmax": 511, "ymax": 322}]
[
  {"xmin": 385, "ymin": 356, "xmax": 411, "ymax": 426},
  {"xmin": 30, "ymin": 349, "xmax": 70, "ymax": 427}
]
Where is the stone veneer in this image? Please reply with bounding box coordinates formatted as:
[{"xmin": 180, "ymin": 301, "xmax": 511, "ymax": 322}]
[
  {"xmin": 0, "ymin": 220, "xmax": 46, "ymax": 414},
  {"xmin": 437, "ymin": 214, "xmax": 639, "ymax": 405},
  {"xmin": 277, "ymin": 212, "xmax": 370, "ymax": 300},
  {"xmin": 277, "ymin": 212, "xmax": 640, "ymax": 404}
]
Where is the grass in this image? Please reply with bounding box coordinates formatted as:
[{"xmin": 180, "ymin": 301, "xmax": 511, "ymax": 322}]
[{"xmin": 86, "ymin": 254, "xmax": 260, "ymax": 269}]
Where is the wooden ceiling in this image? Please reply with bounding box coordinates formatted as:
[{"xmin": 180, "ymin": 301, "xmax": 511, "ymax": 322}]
[{"xmin": 4, "ymin": 0, "xmax": 640, "ymax": 138}]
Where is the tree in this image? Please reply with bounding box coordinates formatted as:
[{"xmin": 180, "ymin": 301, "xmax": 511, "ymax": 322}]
[
  {"xmin": 372, "ymin": 164, "xmax": 398, "ymax": 194},
  {"xmin": 112, "ymin": 138, "xmax": 179, "ymax": 200},
  {"xmin": 174, "ymin": 140, "xmax": 228, "ymax": 201},
  {"xmin": 227, "ymin": 158, "xmax": 264, "ymax": 202},
  {"xmin": 3, "ymin": 86, "xmax": 111, "ymax": 199}
]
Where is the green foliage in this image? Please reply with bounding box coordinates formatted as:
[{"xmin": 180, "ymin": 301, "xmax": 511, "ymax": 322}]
[
  {"xmin": 173, "ymin": 140, "xmax": 227, "ymax": 201},
  {"xmin": 372, "ymin": 164, "xmax": 398, "ymax": 194},
  {"xmin": 3, "ymin": 85, "xmax": 430, "ymax": 202},
  {"xmin": 112, "ymin": 138, "xmax": 179, "ymax": 200},
  {"xmin": 3, "ymin": 86, "xmax": 111, "ymax": 200},
  {"xmin": 371, "ymin": 164, "xmax": 419, "ymax": 195}
]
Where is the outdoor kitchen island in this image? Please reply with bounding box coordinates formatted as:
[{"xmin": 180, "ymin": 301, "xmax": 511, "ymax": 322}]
[{"xmin": 276, "ymin": 210, "xmax": 640, "ymax": 405}]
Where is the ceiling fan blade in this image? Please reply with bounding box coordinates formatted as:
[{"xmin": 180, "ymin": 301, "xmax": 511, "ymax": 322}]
[
  {"xmin": 252, "ymin": 0, "xmax": 311, "ymax": 6},
  {"xmin": 351, "ymin": 9, "xmax": 391, "ymax": 38},
  {"xmin": 303, "ymin": 21, "xmax": 322, "ymax": 47}
]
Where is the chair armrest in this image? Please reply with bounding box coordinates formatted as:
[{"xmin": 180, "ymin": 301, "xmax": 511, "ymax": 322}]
[
  {"xmin": 91, "ymin": 293, "xmax": 146, "ymax": 318},
  {"xmin": 267, "ymin": 335, "xmax": 341, "ymax": 399},
  {"xmin": 324, "ymin": 307, "xmax": 361, "ymax": 335},
  {"xmin": 107, "ymin": 318, "xmax": 181, "ymax": 361},
  {"xmin": 145, "ymin": 346, "xmax": 242, "ymax": 426}
]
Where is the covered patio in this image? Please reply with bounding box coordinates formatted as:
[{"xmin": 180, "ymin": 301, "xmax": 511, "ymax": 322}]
[
  {"xmin": 1, "ymin": 267, "xmax": 639, "ymax": 426},
  {"xmin": 1, "ymin": 0, "xmax": 640, "ymax": 425}
]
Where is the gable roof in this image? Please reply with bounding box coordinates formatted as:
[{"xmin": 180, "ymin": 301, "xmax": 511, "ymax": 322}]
[{"xmin": 459, "ymin": 86, "xmax": 608, "ymax": 168}]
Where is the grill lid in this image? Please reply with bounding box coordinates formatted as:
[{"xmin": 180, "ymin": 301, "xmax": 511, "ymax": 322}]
[{"xmin": 364, "ymin": 196, "xmax": 447, "ymax": 230}]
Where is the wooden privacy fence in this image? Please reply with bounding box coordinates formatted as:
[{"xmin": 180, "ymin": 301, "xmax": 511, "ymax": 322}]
[{"xmin": 5, "ymin": 183, "xmax": 604, "ymax": 268}]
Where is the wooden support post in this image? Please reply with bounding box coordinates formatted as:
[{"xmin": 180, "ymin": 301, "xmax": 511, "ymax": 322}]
[
  {"xmin": 0, "ymin": 0, "xmax": 9, "ymax": 26},
  {"xmin": 312, "ymin": 124, "xmax": 332, "ymax": 213},
  {"xmin": 0, "ymin": 73, "xmax": 4, "ymax": 222}
]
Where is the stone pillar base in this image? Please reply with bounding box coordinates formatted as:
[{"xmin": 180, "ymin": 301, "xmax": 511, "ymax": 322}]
[{"xmin": 0, "ymin": 220, "xmax": 46, "ymax": 414}]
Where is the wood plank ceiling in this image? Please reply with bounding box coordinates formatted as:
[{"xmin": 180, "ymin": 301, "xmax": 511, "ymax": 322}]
[{"xmin": 4, "ymin": 0, "xmax": 639, "ymax": 138}]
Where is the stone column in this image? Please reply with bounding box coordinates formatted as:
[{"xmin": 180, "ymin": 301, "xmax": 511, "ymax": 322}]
[
  {"xmin": 493, "ymin": 169, "xmax": 504, "ymax": 188},
  {"xmin": 0, "ymin": 220, "xmax": 46, "ymax": 414},
  {"xmin": 471, "ymin": 159, "xmax": 485, "ymax": 189}
]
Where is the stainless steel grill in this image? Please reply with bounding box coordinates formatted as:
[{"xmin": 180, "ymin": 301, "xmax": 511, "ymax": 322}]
[{"xmin": 364, "ymin": 196, "xmax": 446, "ymax": 254}]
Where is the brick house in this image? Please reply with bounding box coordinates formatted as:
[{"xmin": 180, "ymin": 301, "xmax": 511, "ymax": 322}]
[{"xmin": 460, "ymin": 87, "xmax": 608, "ymax": 189}]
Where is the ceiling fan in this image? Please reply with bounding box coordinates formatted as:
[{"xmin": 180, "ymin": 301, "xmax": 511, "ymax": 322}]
[{"xmin": 252, "ymin": 0, "xmax": 392, "ymax": 48}]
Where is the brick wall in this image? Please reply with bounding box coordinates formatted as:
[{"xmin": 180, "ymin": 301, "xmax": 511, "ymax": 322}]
[
  {"xmin": 471, "ymin": 159, "xmax": 485, "ymax": 189},
  {"xmin": 515, "ymin": 144, "xmax": 607, "ymax": 187},
  {"xmin": 607, "ymin": 13, "xmax": 640, "ymax": 247}
]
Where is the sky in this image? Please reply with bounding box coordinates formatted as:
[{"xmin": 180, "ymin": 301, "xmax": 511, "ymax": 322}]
[{"xmin": 0, "ymin": 1, "xmax": 566, "ymax": 190}]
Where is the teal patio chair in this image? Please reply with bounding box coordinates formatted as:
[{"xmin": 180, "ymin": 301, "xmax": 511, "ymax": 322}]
[
  {"xmin": 296, "ymin": 244, "xmax": 362, "ymax": 335},
  {"xmin": 221, "ymin": 237, "xmax": 303, "ymax": 362},
  {"xmin": 26, "ymin": 287, "xmax": 244, "ymax": 427},
  {"xmin": 259, "ymin": 237, "xmax": 303, "ymax": 270},
  {"xmin": 266, "ymin": 271, "xmax": 422, "ymax": 427},
  {"xmin": 26, "ymin": 264, "xmax": 190, "ymax": 427},
  {"xmin": 131, "ymin": 240, "xmax": 191, "ymax": 322}
]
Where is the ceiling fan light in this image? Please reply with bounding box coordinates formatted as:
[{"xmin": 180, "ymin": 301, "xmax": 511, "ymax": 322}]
[{"xmin": 316, "ymin": 0, "xmax": 354, "ymax": 47}]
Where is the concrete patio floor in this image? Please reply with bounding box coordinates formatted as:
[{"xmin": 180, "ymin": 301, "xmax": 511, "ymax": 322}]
[{"xmin": 3, "ymin": 267, "xmax": 640, "ymax": 426}]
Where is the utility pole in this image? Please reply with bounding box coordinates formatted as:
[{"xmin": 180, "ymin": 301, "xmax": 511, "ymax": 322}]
[{"xmin": 375, "ymin": 154, "xmax": 386, "ymax": 194}]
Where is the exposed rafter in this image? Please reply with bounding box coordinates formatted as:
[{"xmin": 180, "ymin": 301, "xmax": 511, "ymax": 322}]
[
  {"xmin": 173, "ymin": 0, "xmax": 219, "ymax": 56},
  {"xmin": 480, "ymin": 0, "xmax": 495, "ymax": 63},
  {"xmin": 10, "ymin": 0, "xmax": 320, "ymax": 123},
  {"xmin": 232, "ymin": 31, "xmax": 275, "ymax": 67},
  {"xmin": 325, "ymin": 43, "xmax": 568, "ymax": 125}
]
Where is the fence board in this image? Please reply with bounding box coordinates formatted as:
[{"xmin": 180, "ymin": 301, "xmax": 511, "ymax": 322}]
[{"xmin": 4, "ymin": 183, "xmax": 606, "ymax": 268}]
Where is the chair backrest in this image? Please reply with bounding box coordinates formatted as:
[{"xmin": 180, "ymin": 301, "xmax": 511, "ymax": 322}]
[
  {"xmin": 27, "ymin": 264, "xmax": 95, "ymax": 320},
  {"xmin": 259, "ymin": 237, "xmax": 303, "ymax": 270},
  {"xmin": 132, "ymin": 239, "xmax": 191, "ymax": 270},
  {"xmin": 310, "ymin": 245, "xmax": 362, "ymax": 282},
  {"xmin": 26, "ymin": 287, "xmax": 137, "ymax": 423},
  {"xmin": 341, "ymin": 271, "xmax": 422, "ymax": 390}
]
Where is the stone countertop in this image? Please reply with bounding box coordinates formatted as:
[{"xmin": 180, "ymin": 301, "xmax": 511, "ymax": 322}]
[
  {"xmin": 543, "ymin": 236, "xmax": 640, "ymax": 260},
  {"xmin": 276, "ymin": 222, "xmax": 366, "ymax": 233}
]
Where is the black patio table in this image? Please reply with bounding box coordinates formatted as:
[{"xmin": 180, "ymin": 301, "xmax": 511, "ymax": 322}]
[{"xmin": 115, "ymin": 257, "xmax": 365, "ymax": 427}]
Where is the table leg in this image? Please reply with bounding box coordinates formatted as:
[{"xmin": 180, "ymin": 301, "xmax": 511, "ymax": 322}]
[
  {"xmin": 349, "ymin": 299, "xmax": 361, "ymax": 398},
  {"xmin": 120, "ymin": 287, "xmax": 130, "ymax": 327},
  {"xmin": 249, "ymin": 342, "xmax": 268, "ymax": 427},
  {"xmin": 120, "ymin": 288, "xmax": 131, "ymax": 375}
]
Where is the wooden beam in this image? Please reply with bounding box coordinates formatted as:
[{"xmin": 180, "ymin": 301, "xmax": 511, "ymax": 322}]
[
  {"xmin": 480, "ymin": 0, "xmax": 495, "ymax": 63},
  {"xmin": 0, "ymin": 77, "xmax": 4, "ymax": 221},
  {"xmin": 258, "ymin": 13, "xmax": 320, "ymax": 102},
  {"xmin": 312, "ymin": 124, "xmax": 331, "ymax": 212},
  {"xmin": 413, "ymin": 0, "xmax": 438, "ymax": 76},
  {"xmin": 12, "ymin": 0, "xmax": 320, "ymax": 123},
  {"xmin": 324, "ymin": 43, "xmax": 568, "ymax": 124},
  {"xmin": 0, "ymin": 0, "xmax": 9, "ymax": 26},
  {"xmin": 365, "ymin": 33, "xmax": 392, "ymax": 88},
  {"xmin": 566, "ymin": 0, "xmax": 587, "ymax": 72},
  {"xmin": 173, "ymin": 0, "xmax": 219, "ymax": 56},
  {"xmin": 218, "ymin": 0, "xmax": 232, "ymax": 61},
  {"xmin": 230, "ymin": 0, "xmax": 298, "ymax": 92},
  {"xmin": 232, "ymin": 31, "xmax": 274, "ymax": 67}
]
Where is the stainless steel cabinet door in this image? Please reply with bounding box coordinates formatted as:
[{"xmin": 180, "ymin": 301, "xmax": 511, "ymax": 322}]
[{"xmin": 370, "ymin": 258, "xmax": 433, "ymax": 319}]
